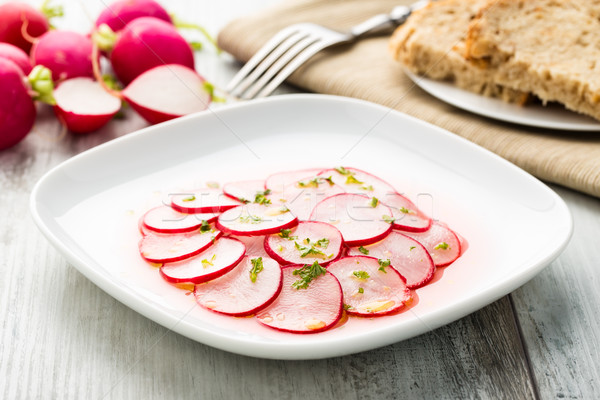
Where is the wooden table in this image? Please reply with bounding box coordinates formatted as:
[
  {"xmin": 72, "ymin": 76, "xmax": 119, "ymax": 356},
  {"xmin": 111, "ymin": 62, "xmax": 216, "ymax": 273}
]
[{"xmin": 1, "ymin": 1, "xmax": 598, "ymax": 398}]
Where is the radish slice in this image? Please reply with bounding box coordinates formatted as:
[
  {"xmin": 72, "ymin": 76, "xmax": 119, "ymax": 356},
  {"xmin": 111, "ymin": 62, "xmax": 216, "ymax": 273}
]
[
  {"xmin": 171, "ymin": 188, "xmax": 241, "ymax": 213},
  {"xmin": 310, "ymin": 193, "xmax": 392, "ymax": 246},
  {"xmin": 400, "ymin": 222, "xmax": 461, "ymax": 267},
  {"xmin": 230, "ymin": 235, "xmax": 270, "ymax": 258},
  {"xmin": 216, "ymin": 203, "xmax": 298, "ymax": 236},
  {"xmin": 276, "ymin": 179, "xmax": 345, "ymax": 221},
  {"xmin": 53, "ymin": 78, "xmax": 121, "ymax": 134},
  {"xmin": 122, "ymin": 64, "xmax": 211, "ymax": 125},
  {"xmin": 327, "ymin": 256, "xmax": 411, "ymax": 316},
  {"xmin": 347, "ymin": 231, "xmax": 435, "ymax": 289},
  {"xmin": 194, "ymin": 256, "xmax": 282, "ymax": 316},
  {"xmin": 317, "ymin": 167, "xmax": 396, "ymax": 200},
  {"xmin": 256, "ymin": 264, "xmax": 343, "ymax": 333},
  {"xmin": 264, "ymin": 221, "xmax": 343, "ymax": 266},
  {"xmin": 265, "ymin": 168, "xmax": 324, "ymax": 193},
  {"xmin": 160, "ymin": 237, "xmax": 245, "ymax": 284},
  {"xmin": 139, "ymin": 228, "xmax": 222, "ymax": 263},
  {"xmin": 383, "ymin": 193, "xmax": 432, "ymax": 233},
  {"xmin": 141, "ymin": 205, "xmax": 217, "ymax": 234},
  {"xmin": 222, "ymin": 180, "xmax": 268, "ymax": 203}
]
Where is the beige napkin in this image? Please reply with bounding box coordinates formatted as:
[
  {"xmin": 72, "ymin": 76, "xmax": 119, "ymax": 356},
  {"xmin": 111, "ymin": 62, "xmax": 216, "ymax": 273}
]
[{"xmin": 218, "ymin": 0, "xmax": 600, "ymax": 198}]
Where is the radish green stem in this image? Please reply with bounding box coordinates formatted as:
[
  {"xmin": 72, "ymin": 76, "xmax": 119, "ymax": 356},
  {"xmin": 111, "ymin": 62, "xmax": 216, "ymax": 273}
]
[
  {"xmin": 28, "ymin": 65, "xmax": 55, "ymax": 105},
  {"xmin": 171, "ymin": 14, "xmax": 220, "ymax": 53},
  {"xmin": 39, "ymin": 0, "xmax": 64, "ymax": 29},
  {"xmin": 92, "ymin": 24, "xmax": 118, "ymax": 52},
  {"xmin": 91, "ymin": 43, "xmax": 123, "ymax": 100}
]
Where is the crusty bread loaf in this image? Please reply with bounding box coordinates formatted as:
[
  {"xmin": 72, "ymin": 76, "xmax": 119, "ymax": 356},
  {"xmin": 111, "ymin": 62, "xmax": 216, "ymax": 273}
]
[
  {"xmin": 389, "ymin": 0, "xmax": 528, "ymax": 103},
  {"xmin": 465, "ymin": 0, "xmax": 600, "ymax": 120}
]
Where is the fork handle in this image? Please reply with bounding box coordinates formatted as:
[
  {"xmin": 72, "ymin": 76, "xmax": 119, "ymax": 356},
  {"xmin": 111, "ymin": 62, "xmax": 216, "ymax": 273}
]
[{"xmin": 349, "ymin": 1, "xmax": 429, "ymax": 38}]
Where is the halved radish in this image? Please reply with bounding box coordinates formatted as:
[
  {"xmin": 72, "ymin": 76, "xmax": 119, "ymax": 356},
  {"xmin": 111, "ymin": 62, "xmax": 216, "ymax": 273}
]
[
  {"xmin": 327, "ymin": 256, "xmax": 411, "ymax": 316},
  {"xmin": 264, "ymin": 221, "xmax": 343, "ymax": 266},
  {"xmin": 382, "ymin": 193, "xmax": 432, "ymax": 233},
  {"xmin": 139, "ymin": 228, "xmax": 222, "ymax": 263},
  {"xmin": 230, "ymin": 234, "xmax": 270, "ymax": 258},
  {"xmin": 53, "ymin": 77, "xmax": 121, "ymax": 133},
  {"xmin": 400, "ymin": 222, "xmax": 461, "ymax": 267},
  {"xmin": 256, "ymin": 264, "xmax": 343, "ymax": 333},
  {"xmin": 216, "ymin": 203, "xmax": 298, "ymax": 236},
  {"xmin": 310, "ymin": 193, "xmax": 392, "ymax": 246},
  {"xmin": 276, "ymin": 178, "xmax": 345, "ymax": 221},
  {"xmin": 265, "ymin": 168, "xmax": 324, "ymax": 193},
  {"xmin": 194, "ymin": 256, "xmax": 282, "ymax": 316},
  {"xmin": 122, "ymin": 64, "xmax": 211, "ymax": 124},
  {"xmin": 317, "ymin": 167, "xmax": 396, "ymax": 200},
  {"xmin": 347, "ymin": 231, "xmax": 435, "ymax": 289},
  {"xmin": 171, "ymin": 188, "xmax": 241, "ymax": 213},
  {"xmin": 160, "ymin": 237, "xmax": 245, "ymax": 284},
  {"xmin": 141, "ymin": 205, "xmax": 217, "ymax": 234},
  {"xmin": 222, "ymin": 180, "xmax": 268, "ymax": 203}
]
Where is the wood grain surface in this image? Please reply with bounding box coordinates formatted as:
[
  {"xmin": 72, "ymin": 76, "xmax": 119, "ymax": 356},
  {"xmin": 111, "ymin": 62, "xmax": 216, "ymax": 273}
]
[{"xmin": 0, "ymin": 1, "xmax": 598, "ymax": 399}]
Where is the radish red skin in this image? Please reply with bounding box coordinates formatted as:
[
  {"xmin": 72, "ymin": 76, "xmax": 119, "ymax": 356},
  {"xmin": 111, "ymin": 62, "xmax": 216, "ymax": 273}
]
[
  {"xmin": 31, "ymin": 31, "xmax": 94, "ymax": 82},
  {"xmin": 0, "ymin": 3, "xmax": 49, "ymax": 53},
  {"xmin": 0, "ymin": 43, "xmax": 32, "ymax": 74},
  {"xmin": 0, "ymin": 58, "xmax": 36, "ymax": 150},
  {"xmin": 95, "ymin": 0, "xmax": 172, "ymax": 32},
  {"xmin": 110, "ymin": 17, "xmax": 194, "ymax": 85}
]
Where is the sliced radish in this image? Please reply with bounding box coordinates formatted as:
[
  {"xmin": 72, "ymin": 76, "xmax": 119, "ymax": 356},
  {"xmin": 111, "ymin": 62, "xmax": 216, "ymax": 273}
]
[
  {"xmin": 141, "ymin": 205, "xmax": 217, "ymax": 234},
  {"xmin": 160, "ymin": 237, "xmax": 245, "ymax": 284},
  {"xmin": 256, "ymin": 264, "xmax": 343, "ymax": 333},
  {"xmin": 276, "ymin": 178, "xmax": 345, "ymax": 221},
  {"xmin": 264, "ymin": 221, "xmax": 343, "ymax": 266},
  {"xmin": 222, "ymin": 180, "xmax": 268, "ymax": 203},
  {"xmin": 400, "ymin": 222, "xmax": 461, "ymax": 267},
  {"xmin": 317, "ymin": 167, "xmax": 396, "ymax": 200},
  {"xmin": 310, "ymin": 193, "xmax": 392, "ymax": 246},
  {"xmin": 194, "ymin": 256, "xmax": 282, "ymax": 316},
  {"xmin": 122, "ymin": 64, "xmax": 211, "ymax": 125},
  {"xmin": 171, "ymin": 188, "xmax": 241, "ymax": 213},
  {"xmin": 230, "ymin": 234, "xmax": 270, "ymax": 258},
  {"xmin": 383, "ymin": 193, "xmax": 432, "ymax": 233},
  {"xmin": 216, "ymin": 203, "xmax": 298, "ymax": 236},
  {"xmin": 139, "ymin": 228, "xmax": 222, "ymax": 263},
  {"xmin": 53, "ymin": 77, "xmax": 121, "ymax": 134},
  {"xmin": 327, "ymin": 256, "xmax": 411, "ymax": 316},
  {"xmin": 265, "ymin": 168, "xmax": 324, "ymax": 193},
  {"xmin": 347, "ymin": 231, "xmax": 435, "ymax": 289}
]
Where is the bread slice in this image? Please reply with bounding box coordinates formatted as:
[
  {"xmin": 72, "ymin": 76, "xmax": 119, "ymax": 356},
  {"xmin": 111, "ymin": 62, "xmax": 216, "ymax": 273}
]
[
  {"xmin": 389, "ymin": 0, "xmax": 528, "ymax": 103},
  {"xmin": 465, "ymin": 0, "xmax": 600, "ymax": 120}
]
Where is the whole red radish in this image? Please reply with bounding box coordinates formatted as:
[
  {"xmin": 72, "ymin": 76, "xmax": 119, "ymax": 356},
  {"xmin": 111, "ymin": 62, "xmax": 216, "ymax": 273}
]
[
  {"xmin": 31, "ymin": 30, "xmax": 94, "ymax": 82},
  {"xmin": 0, "ymin": 43, "xmax": 32, "ymax": 74},
  {"xmin": 0, "ymin": 58, "xmax": 36, "ymax": 150},
  {"xmin": 107, "ymin": 17, "xmax": 194, "ymax": 85},
  {"xmin": 95, "ymin": 0, "xmax": 172, "ymax": 32},
  {"xmin": 0, "ymin": 2, "xmax": 49, "ymax": 53}
]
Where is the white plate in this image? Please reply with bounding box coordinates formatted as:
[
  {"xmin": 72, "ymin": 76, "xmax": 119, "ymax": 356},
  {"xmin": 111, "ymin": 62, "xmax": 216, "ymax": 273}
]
[
  {"xmin": 405, "ymin": 70, "xmax": 600, "ymax": 131},
  {"xmin": 30, "ymin": 94, "xmax": 572, "ymax": 360}
]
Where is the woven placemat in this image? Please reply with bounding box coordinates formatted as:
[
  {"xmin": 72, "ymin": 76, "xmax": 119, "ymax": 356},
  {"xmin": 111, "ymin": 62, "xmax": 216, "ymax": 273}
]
[{"xmin": 218, "ymin": 0, "xmax": 600, "ymax": 198}]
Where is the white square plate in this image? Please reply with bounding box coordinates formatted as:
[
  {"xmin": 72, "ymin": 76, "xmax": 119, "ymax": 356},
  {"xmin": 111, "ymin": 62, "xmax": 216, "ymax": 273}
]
[{"xmin": 30, "ymin": 94, "xmax": 572, "ymax": 359}]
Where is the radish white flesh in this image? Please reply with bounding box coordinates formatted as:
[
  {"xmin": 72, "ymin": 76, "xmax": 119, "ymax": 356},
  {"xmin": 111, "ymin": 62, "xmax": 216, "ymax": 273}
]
[
  {"xmin": 383, "ymin": 193, "xmax": 432, "ymax": 233},
  {"xmin": 53, "ymin": 78, "xmax": 121, "ymax": 134},
  {"xmin": 276, "ymin": 178, "xmax": 345, "ymax": 221},
  {"xmin": 310, "ymin": 193, "xmax": 392, "ymax": 246},
  {"xmin": 122, "ymin": 64, "xmax": 210, "ymax": 124},
  {"xmin": 400, "ymin": 222, "xmax": 461, "ymax": 267},
  {"xmin": 171, "ymin": 188, "xmax": 241, "ymax": 214},
  {"xmin": 194, "ymin": 256, "xmax": 282, "ymax": 316},
  {"xmin": 160, "ymin": 237, "xmax": 245, "ymax": 284},
  {"xmin": 327, "ymin": 256, "xmax": 411, "ymax": 316},
  {"xmin": 256, "ymin": 264, "xmax": 343, "ymax": 333},
  {"xmin": 265, "ymin": 168, "xmax": 324, "ymax": 193},
  {"xmin": 139, "ymin": 228, "xmax": 222, "ymax": 263},
  {"xmin": 348, "ymin": 231, "xmax": 435, "ymax": 289},
  {"xmin": 222, "ymin": 180, "xmax": 268, "ymax": 203},
  {"xmin": 264, "ymin": 221, "xmax": 343, "ymax": 266},
  {"xmin": 317, "ymin": 167, "xmax": 396, "ymax": 200},
  {"xmin": 230, "ymin": 235, "xmax": 270, "ymax": 259},
  {"xmin": 216, "ymin": 203, "xmax": 298, "ymax": 236},
  {"xmin": 142, "ymin": 205, "xmax": 217, "ymax": 234}
]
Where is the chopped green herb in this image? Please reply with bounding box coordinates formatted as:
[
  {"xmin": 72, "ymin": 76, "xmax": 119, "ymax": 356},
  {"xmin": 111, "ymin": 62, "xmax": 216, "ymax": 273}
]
[
  {"xmin": 315, "ymin": 238, "xmax": 330, "ymax": 248},
  {"xmin": 182, "ymin": 195, "xmax": 196, "ymax": 202},
  {"xmin": 278, "ymin": 228, "xmax": 296, "ymax": 239},
  {"xmin": 277, "ymin": 245, "xmax": 284, "ymax": 252},
  {"xmin": 399, "ymin": 207, "xmax": 412, "ymax": 214},
  {"xmin": 353, "ymin": 270, "xmax": 370, "ymax": 280},
  {"xmin": 358, "ymin": 246, "xmax": 369, "ymax": 255},
  {"xmin": 201, "ymin": 254, "xmax": 217, "ymax": 268},
  {"xmin": 292, "ymin": 261, "xmax": 327, "ymax": 289},
  {"xmin": 206, "ymin": 181, "xmax": 220, "ymax": 189},
  {"xmin": 358, "ymin": 287, "xmax": 364, "ymax": 294},
  {"xmin": 434, "ymin": 242, "xmax": 450, "ymax": 250},
  {"xmin": 382, "ymin": 215, "xmax": 395, "ymax": 224},
  {"xmin": 294, "ymin": 241, "xmax": 326, "ymax": 258},
  {"xmin": 239, "ymin": 198, "xmax": 251, "ymax": 204},
  {"xmin": 239, "ymin": 214, "xmax": 262, "ymax": 224},
  {"xmin": 378, "ymin": 258, "xmax": 390, "ymax": 273},
  {"xmin": 360, "ymin": 185, "xmax": 374, "ymax": 191},
  {"xmin": 334, "ymin": 166, "xmax": 352, "ymax": 175},
  {"xmin": 254, "ymin": 193, "xmax": 271, "ymax": 205},
  {"xmin": 409, "ymin": 246, "xmax": 416, "ymax": 251},
  {"xmin": 249, "ymin": 257, "xmax": 264, "ymax": 283},
  {"xmin": 200, "ymin": 220, "xmax": 211, "ymax": 232},
  {"xmin": 343, "ymin": 303, "xmax": 352, "ymax": 311},
  {"xmin": 345, "ymin": 175, "xmax": 364, "ymax": 185},
  {"xmin": 297, "ymin": 178, "xmax": 320, "ymax": 188},
  {"xmin": 370, "ymin": 197, "xmax": 379, "ymax": 208},
  {"xmin": 323, "ymin": 176, "xmax": 334, "ymax": 186}
]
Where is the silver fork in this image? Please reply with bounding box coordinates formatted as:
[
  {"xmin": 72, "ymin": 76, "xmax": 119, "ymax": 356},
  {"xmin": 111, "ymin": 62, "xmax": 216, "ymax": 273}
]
[{"xmin": 226, "ymin": 1, "xmax": 429, "ymax": 100}]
